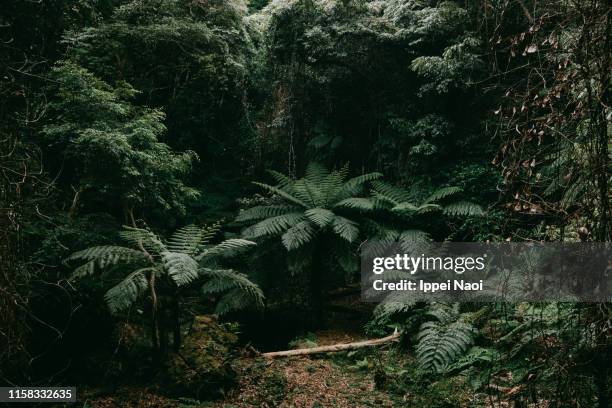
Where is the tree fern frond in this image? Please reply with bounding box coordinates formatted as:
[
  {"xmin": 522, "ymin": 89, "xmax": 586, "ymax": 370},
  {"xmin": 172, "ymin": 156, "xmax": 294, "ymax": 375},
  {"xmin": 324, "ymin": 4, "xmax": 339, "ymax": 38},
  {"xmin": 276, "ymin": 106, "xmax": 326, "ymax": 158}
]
[
  {"xmin": 253, "ymin": 181, "xmax": 308, "ymax": 208},
  {"xmin": 424, "ymin": 186, "xmax": 463, "ymax": 203},
  {"xmin": 334, "ymin": 172, "xmax": 383, "ymax": 201},
  {"xmin": 304, "ymin": 162, "xmax": 329, "ymax": 184},
  {"xmin": 214, "ymin": 288, "xmax": 254, "ymax": 315},
  {"xmin": 443, "ymin": 201, "xmax": 484, "ymax": 216},
  {"xmin": 167, "ymin": 223, "xmax": 220, "ymax": 254},
  {"xmin": 332, "ymin": 215, "xmax": 359, "ymax": 242},
  {"xmin": 242, "ymin": 212, "xmax": 305, "ymax": 238},
  {"xmin": 104, "ymin": 268, "xmax": 152, "ymax": 314},
  {"xmin": 68, "ymin": 246, "xmax": 149, "ymax": 278},
  {"xmin": 335, "ymin": 197, "xmax": 375, "ymax": 211},
  {"xmin": 161, "ymin": 251, "xmax": 200, "ymax": 287},
  {"xmin": 416, "ymin": 203, "xmax": 443, "ymax": 213},
  {"xmin": 282, "ymin": 220, "xmax": 316, "ymax": 250},
  {"xmin": 444, "ymin": 346, "xmax": 499, "ymax": 374},
  {"xmin": 291, "ymin": 179, "xmax": 319, "ymax": 207},
  {"xmin": 391, "ymin": 202, "xmax": 420, "ymax": 213},
  {"xmin": 236, "ymin": 205, "xmax": 298, "ymax": 222},
  {"xmin": 399, "ymin": 229, "xmax": 431, "ymax": 243},
  {"xmin": 371, "ymin": 180, "xmax": 412, "ymax": 203},
  {"xmin": 305, "ymin": 208, "xmax": 335, "ymax": 227},
  {"xmin": 199, "ymin": 238, "xmax": 256, "ymax": 260},
  {"xmin": 119, "ymin": 226, "xmax": 165, "ymax": 253},
  {"xmin": 320, "ymin": 164, "xmax": 349, "ymax": 203},
  {"xmin": 202, "ymin": 268, "xmax": 265, "ymax": 313},
  {"xmin": 267, "ymin": 169, "xmax": 294, "ymax": 188},
  {"xmin": 72, "ymin": 260, "xmax": 97, "ymax": 279}
]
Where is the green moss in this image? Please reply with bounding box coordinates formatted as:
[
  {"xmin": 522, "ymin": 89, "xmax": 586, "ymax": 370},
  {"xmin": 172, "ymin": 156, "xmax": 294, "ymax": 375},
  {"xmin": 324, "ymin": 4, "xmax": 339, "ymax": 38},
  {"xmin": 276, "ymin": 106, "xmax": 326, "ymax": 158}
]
[{"xmin": 165, "ymin": 316, "xmax": 238, "ymax": 400}]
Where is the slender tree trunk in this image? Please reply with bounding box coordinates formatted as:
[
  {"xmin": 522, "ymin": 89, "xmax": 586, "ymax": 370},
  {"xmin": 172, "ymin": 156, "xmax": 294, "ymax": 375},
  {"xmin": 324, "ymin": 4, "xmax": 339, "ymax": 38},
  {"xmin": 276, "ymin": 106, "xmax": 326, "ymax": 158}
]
[{"xmin": 172, "ymin": 294, "xmax": 181, "ymax": 351}]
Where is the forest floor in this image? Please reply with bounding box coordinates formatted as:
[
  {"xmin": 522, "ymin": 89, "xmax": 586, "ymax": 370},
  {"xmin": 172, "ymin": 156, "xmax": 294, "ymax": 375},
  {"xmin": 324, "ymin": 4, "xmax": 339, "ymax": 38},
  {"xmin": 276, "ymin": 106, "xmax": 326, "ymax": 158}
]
[
  {"xmin": 213, "ymin": 330, "xmax": 397, "ymax": 408},
  {"xmin": 77, "ymin": 293, "xmax": 478, "ymax": 407}
]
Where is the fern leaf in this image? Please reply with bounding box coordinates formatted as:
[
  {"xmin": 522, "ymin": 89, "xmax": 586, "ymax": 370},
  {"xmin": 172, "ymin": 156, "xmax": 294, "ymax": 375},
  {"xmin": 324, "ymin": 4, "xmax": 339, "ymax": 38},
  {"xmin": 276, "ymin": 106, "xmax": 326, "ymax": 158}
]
[
  {"xmin": 161, "ymin": 251, "xmax": 200, "ymax": 287},
  {"xmin": 424, "ymin": 186, "xmax": 463, "ymax": 203},
  {"xmin": 282, "ymin": 220, "xmax": 315, "ymax": 250},
  {"xmin": 214, "ymin": 288, "xmax": 253, "ymax": 315},
  {"xmin": 443, "ymin": 201, "xmax": 484, "ymax": 216},
  {"xmin": 335, "ymin": 197, "xmax": 375, "ymax": 211},
  {"xmin": 334, "ymin": 172, "xmax": 383, "ymax": 201},
  {"xmin": 371, "ymin": 180, "xmax": 412, "ymax": 203},
  {"xmin": 119, "ymin": 226, "xmax": 165, "ymax": 253},
  {"xmin": 416, "ymin": 304, "xmax": 476, "ymax": 373},
  {"xmin": 167, "ymin": 223, "xmax": 220, "ymax": 254},
  {"xmin": 201, "ymin": 268, "xmax": 264, "ymax": 312},
  {"xmin": 253, "ymin": 181, "xmax": 308, "ymax": 208},
  {"xmin": 332, "ymin": 215, "xmax": 359, "ymax": 242},
  {"xmin": 104, "ymin": 268, "xmax": 152, "ymax": 314},
  {"xmin": 304, "ymin": 162, "xmax": 329, "ymax": 185},
  {"xmin": 67, "ymin": 245, "xmax": 148, "ymax": 278},
  {"xmin": 199, "ymin": 238, "xmax": 256, "ymax": 260},
  {"xmin": 236, "ymin": 205, "xmax": 298, "ymax": 222},
  {"xmin": 242, "ymin": 213, "xmax": 305, "ymax": 238},
  {"xmin": 305, "ymin": 208, "xmax": 335, "ymax": 228},
  {"xmin": 267, "ymin": 169, "xmax": 294, "ymax": 188}
]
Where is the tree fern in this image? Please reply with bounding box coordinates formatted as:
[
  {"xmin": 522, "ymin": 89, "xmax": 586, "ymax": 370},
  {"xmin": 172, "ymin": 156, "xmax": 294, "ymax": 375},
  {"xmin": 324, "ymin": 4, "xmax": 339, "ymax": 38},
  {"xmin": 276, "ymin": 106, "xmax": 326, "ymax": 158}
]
[
  {"xmin": 68, "ymin": 223, "xmax": 263, "ymax": 351},
  {"xmin": 240, "ymin": 162, "xmax": 379, "ymax": 250}
]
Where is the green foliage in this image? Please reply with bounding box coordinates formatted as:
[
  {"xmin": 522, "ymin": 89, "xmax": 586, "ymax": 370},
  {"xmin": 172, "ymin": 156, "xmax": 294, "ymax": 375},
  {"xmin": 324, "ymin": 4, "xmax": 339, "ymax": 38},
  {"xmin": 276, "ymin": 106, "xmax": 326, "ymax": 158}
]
[
  {"xmin": 43, "ymin": 61, "xmax": 198, "ymax": 218},
  {"xmin": 68, "ymin": 223, "xmax": 262, "ymax": 315},
  {"xmin": 66, "ymin": 0, "xmax": 259, "ymax": 175},
  {"xmin": 415, "ymin": 304, "xmax": 476, "ymax": 374},
  {"xmin": 240, "ymin": 162, "xmax": 381, "ymax": 251}
]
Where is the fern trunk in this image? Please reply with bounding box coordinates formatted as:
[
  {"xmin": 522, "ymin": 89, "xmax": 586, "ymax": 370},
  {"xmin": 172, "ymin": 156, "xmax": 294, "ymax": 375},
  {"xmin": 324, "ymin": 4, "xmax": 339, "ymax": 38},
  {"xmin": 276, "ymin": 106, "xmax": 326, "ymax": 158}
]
[{"xmin": 172, "ymin": 295, "xmax": 181, "ymax": 351}]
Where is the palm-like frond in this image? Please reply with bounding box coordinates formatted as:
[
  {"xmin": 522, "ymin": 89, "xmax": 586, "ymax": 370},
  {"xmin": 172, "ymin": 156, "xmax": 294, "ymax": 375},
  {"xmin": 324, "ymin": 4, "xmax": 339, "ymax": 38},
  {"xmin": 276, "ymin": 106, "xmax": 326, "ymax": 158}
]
[
  {"xmin": 199, "ymin": 238, "xmax": 256, "ymax": 260},
  {"xmin": 371, "ymin": 180, "xmax": 413, "ymax": 204},
  {"xmin": 332, "ymin": 215, "xmax": 359, "ymax": 242},
  {"xmin": 236, "ymin": 205, "xmax": 298, "ymax": 222},
  {"xmin": 424, "ymin": 186, "xmax": 463, "ymax": 203},
  {"xmin": 335, "ymin": 197, "xmax": 375, "ymax": 211},
  {"xmin": 201, "ymin": 268, "xmax": 265, "ymax": 313},
  {"xmin": 305, "ymin": 208, "xmax": 335, "ymax": 227},
  {"xmin": 252, "ymin": 182, "xmax": 308, "ymax": 208},
  {"xmin": 213, "ymin": 288, "xmax": 255, "ymax": 315},
  {"xmin": 161, "ymin": 251, "xmax": 200, "ymax": 287},
  {"xmin": 282, "ymin": 220, "xmax": 316, "ymax": 250},
  {"xmin": 242, "ymin": 212, "xmax": 305, "ymax": 238},
  {"xmin": 119, "ymin": 226, "xmax": 165, "ymax": 253},
  {"xmin": 67, "ymin": 245, "xmax": 149, "ymax": 278},
  {"xmin": 267, "ymin": 169, "xmax": 294, "ymax": 188},
  {"xmin": 104, "ymin": 268, "xmax": 152, "ymax": 314},
  {"xmin": 443, "ymin": 201, "xmax": 484, "ymax": 216},
  {"xmin": 166, "ymin": 223, "xmax": 220, "ymax": 254},
  {"xmin": 334, "ymin": 172, "xmax": 383, "ymax": 202}
]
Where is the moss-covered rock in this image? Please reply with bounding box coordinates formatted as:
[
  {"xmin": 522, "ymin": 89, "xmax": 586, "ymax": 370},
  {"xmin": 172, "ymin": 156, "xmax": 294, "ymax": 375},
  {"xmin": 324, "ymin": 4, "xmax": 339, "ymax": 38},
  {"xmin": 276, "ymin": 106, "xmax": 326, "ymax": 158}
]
[{"xmin": 165, "ymin": 315, "xmax": 238, "ymax": 399}]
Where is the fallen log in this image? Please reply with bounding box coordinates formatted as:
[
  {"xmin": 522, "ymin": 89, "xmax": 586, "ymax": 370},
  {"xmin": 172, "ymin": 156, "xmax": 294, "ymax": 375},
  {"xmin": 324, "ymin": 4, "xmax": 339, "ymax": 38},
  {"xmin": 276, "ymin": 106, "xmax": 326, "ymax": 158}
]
[{"xmin": 262, "ymin": 329, "xmax": 400, "ymax": 358}]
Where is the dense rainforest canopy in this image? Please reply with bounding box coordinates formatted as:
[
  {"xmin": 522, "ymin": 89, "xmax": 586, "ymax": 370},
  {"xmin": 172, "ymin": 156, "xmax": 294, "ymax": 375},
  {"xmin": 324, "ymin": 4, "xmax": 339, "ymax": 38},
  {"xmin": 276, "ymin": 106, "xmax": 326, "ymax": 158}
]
[{"xmin": 0, "ymin": 0, "xmax": 610, "ymax": 407}]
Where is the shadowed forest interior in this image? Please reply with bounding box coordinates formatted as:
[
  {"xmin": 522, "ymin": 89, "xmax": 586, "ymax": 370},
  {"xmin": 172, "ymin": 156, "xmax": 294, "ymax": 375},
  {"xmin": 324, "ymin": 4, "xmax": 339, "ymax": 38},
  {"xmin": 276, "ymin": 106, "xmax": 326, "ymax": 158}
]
[{"xmin": 0, "ymin": 0, "xmax": 610, "ymax": 407}]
